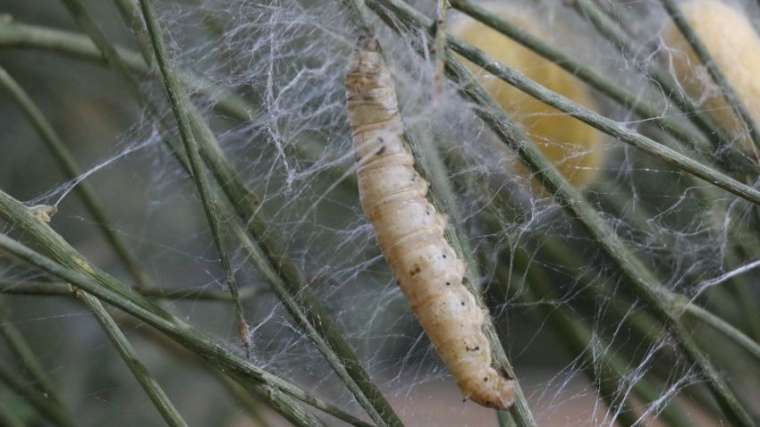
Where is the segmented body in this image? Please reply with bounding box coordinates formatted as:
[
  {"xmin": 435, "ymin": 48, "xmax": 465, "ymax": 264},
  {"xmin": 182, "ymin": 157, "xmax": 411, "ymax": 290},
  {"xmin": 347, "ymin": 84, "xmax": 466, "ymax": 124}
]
[{"xmin": 344, "ymin": 37, "xmax": 515, "ymax": 410}]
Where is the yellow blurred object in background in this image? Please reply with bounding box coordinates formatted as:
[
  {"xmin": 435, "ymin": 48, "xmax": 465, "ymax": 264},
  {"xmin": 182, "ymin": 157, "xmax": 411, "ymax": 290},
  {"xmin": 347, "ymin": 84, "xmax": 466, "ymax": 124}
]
[
  {"xmin": 452, "ymin": 7, "xmax": 606, "ymax": 189},
  {"xmin": 663, "ymin": 0, "xmax": 760, "ymax": 150}
]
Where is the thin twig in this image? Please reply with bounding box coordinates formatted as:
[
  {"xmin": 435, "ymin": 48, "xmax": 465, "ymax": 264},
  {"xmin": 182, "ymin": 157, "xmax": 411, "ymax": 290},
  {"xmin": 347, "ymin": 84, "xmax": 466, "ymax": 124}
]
[
  {"xmin": 72, "ymin": 287, "xmax": 189, "ymax": 427},
  {"xmin": 684, "ymin": 303, "xmax": 760, "ymax": 361},
  {"xmin": 0, "ymin": 364, "xmax": 75, "ymax": 427},
  {"xmin": 132, "ymin": 1, "xmax": 403, "ymax": 425},
  {"xmin": 117, "ymin": 299, "xmax": 371, "ymax": 427},
  {"xmin": 59, "ymin": 0, "xmax": 142, "ymax": 98},
  {"xmin": 216, "ymin": 374, "xmax": 277, "ymax": 427},
  {"xmin": 0, "ymin": 66, "xmax": 152, "ymax": 289},
  {"xmin": 0, "ymin": 227, "xmax": 369, "ymax": 426},
  {"xmin": 76, "ymin": 0, "xmax": 405, "ymax": 423},
  {"xmin": 365, "ymin": 1, "xmax": 754, "ymax": 424},
  {"xmin": 237, "ymin": 380, "xmax": 329, "ymax": 427},
  {"xmin": 0, "ymin": 281, "xmax": 267, "ymax": 301},
  {"xmin": 590, "ymin": 0, "xmax": 637, "ymax": 39},
  {"xmin": 432, "ymin": 0, "xmax": 448, "ymax": 104},
  {"xmin": 0, "ymin": 20, "xmax": 252, "ymax": 120},
  {"xmin": 0, "ymin": 303, "xmax": 62, "ymax": 405},
  {"xmin": 136, "ymin": 0, "xmax": 252, "ymax": 357},
  {"xmin": 499, "ymin": 243, "xmax": 695, "ymax": 427}
]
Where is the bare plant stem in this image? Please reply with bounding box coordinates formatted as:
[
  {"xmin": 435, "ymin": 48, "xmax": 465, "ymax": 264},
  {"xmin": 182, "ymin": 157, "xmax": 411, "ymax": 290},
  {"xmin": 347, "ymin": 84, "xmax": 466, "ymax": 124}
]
[
  {"xmin": 0, "ymin": 302, "xmax": 61, "ymax": 405},
  {"xmin": 59, "ymin": 0, "xmax": 142, "ymax": 97},
  {"xmin": 135, "ymin": 1, "xmax": 402, "ymax": 424},
  {"xmin": 238, "ymin": 380, "xmax": 329, "ymax": 427},
  {"xmin": 72, "ymin": 287, "xmax": 189, "ymax": 427},
  {"xmin": 475, "ymin": 190, "xmax": 696, "ymax": 427},
  {"xmin": 1, "ymin": 281, "xmax": 268, "ymax": 302},
  {"xmin": 365, "ymin": 1, "xmax": 754, "ymax": 424},
  {"xmin": 136, "ymin": 0, "xmax": 254, "ymax": 359},
  {"xmin": 218, "ymin": 374, "xmax": 307, "ymax": 427},
  {"xmin": 432, "ymin": 0, "xmax": 449, "ymax": 103},
  {"xmin": 119, "ymin": 302, "xmax": 370, "ymax": 427},
  {"xmin": 0, "ymin": 224, "xmax": 368, "ymax": 426},
  {"xmin": 0, "ymin": 20, "xmax": 252, "ymax": 120},
  {"xmin": 0, "ymin": 363, "xmax": 75, "ymax": 427},
  {"xmin": 590, "ymin": 0, "xmax": 637, "ymax": 39},
  {"xmin": 0, "ymin": 66, "xmax": 152, "ymax": 289},
  {"xmin": 75, "ymin": 0, "xmax": 405, "ymax": 422}
]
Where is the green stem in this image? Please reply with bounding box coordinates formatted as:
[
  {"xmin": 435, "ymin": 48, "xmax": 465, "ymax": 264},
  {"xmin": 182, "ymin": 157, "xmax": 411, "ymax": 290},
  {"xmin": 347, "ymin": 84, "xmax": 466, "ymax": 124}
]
[
  {"xmin": 684, "ymin": 303, "xmax": 760, "ymax": 361},
  {"xmin": 135, "ymin": 0, "xmax": 252, "ymax": 357},
  {"xmin": 1, "ymin": 281, "xmax": 267, "ymax": 302},
  {"xmin": 215, "ymin": 374, "xmax": 274, "ymax": 427},
  {"xmin": 239, "ymin": 380, "xmax": 329, "ymax": 427},
  {"xmin": 0, "ymin": 364, "xmax": 75, "ymax": 427},
  {"xmin": 109, "ymin": 0, "xmax": 403, "ymax": 423},
  {"xmin": 0, "ymin": 66, "xmax": 152, "ymax": 289},
  {"xmin": 0, "ymin": 229, "xmax": 369, "ymax": 427},
  {"xmin": 122, "ymin": 307, "xmax": 368, "ymax": 427},
  {"xmin": 478, "ymin": 196, "xmax": 695, "ymax": 427},
  {"xmin": 0, "ymin": 303, "xmax": 60, "ymax": 405},
  {"xmin": 0, "ymin": 20, "xmax": 252, "ymax": 120},
  {"xmin": 431, "ymin": 0, "xmax": 449, "ymax": 100},
  {"xmin": 59, "ymin": 0, "xmax": 141, "ymax": 98},
  {"xmin": 134, "ymin": 1, "xmax": 402, "ymax": 425},
  {"xmin": 73, "ymin": 288, "xmax": 189, "ymax": 427}
]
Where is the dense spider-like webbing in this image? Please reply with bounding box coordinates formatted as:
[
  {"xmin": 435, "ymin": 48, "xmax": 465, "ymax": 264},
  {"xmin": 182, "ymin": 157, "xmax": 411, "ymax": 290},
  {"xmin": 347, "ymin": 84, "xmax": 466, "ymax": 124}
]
[{"xmin": 1, "ymin": 0, "xmax": 760, "ymax": 425}]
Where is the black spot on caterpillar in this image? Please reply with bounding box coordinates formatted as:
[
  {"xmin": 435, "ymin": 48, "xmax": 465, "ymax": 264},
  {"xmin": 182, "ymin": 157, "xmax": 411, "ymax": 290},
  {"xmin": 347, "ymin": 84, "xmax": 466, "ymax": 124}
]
[{"xmin": 344, "ymin": 36, "xmax": 515, "ymax": 410}]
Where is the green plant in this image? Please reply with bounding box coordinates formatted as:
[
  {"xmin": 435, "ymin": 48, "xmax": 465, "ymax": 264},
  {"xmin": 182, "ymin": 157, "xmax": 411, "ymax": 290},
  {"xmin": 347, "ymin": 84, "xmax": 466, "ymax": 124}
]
[{"xmin": 1, "ymin": 1, "xmax": 759, "ymax": 426}]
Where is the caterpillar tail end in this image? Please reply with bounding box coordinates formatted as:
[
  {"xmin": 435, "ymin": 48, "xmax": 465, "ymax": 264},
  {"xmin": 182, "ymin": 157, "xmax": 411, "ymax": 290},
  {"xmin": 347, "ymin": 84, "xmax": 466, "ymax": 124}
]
[
  {"xmin": 475, "ymin": 381, "xmax": 516, "ymax": 410},
  {"xmin": 463, "ymin": 372, "xmax": 516, "ymax": 410}
]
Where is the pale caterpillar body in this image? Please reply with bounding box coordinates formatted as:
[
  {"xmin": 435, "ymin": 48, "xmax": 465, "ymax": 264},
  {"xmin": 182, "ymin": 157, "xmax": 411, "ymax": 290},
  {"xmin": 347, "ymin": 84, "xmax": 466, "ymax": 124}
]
[
  {"xmin": 663, "ymin": 0, "xmax": 760, "ymax": 149},
  {"xmin": 452, "ymin": 6, "xmax": 606, "ymax": 188},
  {"xmin": 345, "ymin": 37, "xmax": 515, "ymax": 410}
]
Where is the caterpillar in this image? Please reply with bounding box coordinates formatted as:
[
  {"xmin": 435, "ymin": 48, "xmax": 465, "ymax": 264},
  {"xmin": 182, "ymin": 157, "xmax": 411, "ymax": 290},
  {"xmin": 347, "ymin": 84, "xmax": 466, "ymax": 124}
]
[
  {"xmin": 662, "ymin": 0, "xmax": 760, "ymax": 150},
  {"xmin": 452, "ymin": 6, "xmax": 606, "ymax": 189},
  {"xmin": 345, "ymin": 36, "xmax": 515, "ymax": 410}
]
